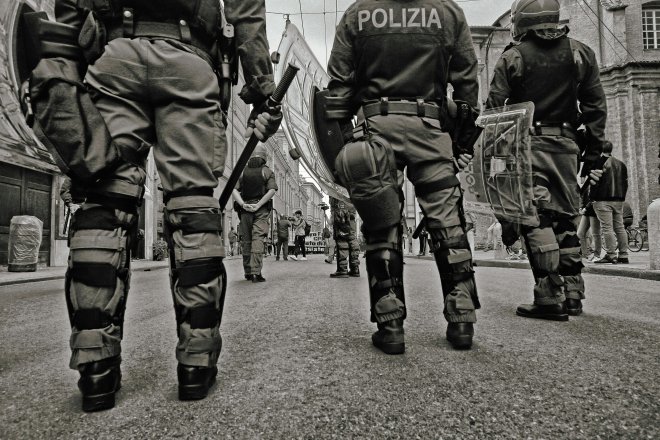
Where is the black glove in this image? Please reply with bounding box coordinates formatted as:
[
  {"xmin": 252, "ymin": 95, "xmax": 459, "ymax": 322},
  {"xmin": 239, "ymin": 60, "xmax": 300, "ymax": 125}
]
[{"xmin": 246, "ymin": 100, "xmax": 283, "ymax": 141}]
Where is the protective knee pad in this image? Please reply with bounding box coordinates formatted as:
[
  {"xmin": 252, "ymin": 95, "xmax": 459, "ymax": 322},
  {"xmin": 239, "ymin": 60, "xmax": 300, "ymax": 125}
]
[
  {"xmin": 429, "ymin": 229, "xmax": 480, "ymax": 311},
  {"xmin": 364, "ymin": 225, "xmax": 405, "ymax": 323},
  {"xmin": 335, "ymin": 136, "xmax": 402, "ymax": 231},
  {"xmin": 164, "ymin": 195, "xmax": 225, "ymax": 366},
  {"xmin": 66, "ymin": 205, "xmax": 137, "ymax": 369}
]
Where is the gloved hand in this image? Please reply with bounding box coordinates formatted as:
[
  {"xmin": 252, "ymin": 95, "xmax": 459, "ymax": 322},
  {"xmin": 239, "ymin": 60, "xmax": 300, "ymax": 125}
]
[
  {"xmin": 245, "ymin": 101, "xmax": 283, "ymax": 141},
  {"xmin": 455, "ymin": 153, "xmax": 473, "ymax": 170},
  {"xmin": 588, "ymin": 169, "xmax": 603, "ymax": 186}
]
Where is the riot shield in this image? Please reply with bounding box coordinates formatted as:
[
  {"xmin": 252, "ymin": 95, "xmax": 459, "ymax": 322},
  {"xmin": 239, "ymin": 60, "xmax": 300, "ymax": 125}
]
[{"xmin": 464, "ymin": 102, "xmax": 538, "ymax": 226}]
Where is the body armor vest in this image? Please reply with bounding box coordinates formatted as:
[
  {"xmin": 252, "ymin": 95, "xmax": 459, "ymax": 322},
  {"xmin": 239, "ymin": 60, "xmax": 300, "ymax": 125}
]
[
  {"xmin": 240, "ymin": 166, "xmax": 266, "ymax": 201},
  {"xmin": 510, "ymin": 36, "xmax": 579, "ymax": 125},
  {"xmin": 352, "ymin": 0, "xmax": 449, "ymax": 105},
  {"xmin": 85, "ymin": 0, "xmax": 220, "ymax": 43}
]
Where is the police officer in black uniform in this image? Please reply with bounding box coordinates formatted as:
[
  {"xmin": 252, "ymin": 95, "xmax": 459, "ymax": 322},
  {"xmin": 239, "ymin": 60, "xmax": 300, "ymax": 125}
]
[
  {"xmin": 47, "ymin": 0, "xmax": 281, "ymax": 411},
  {"xmin": 232, "ymin": 145, "xmax": 278, "ymax": 282},
  {"xmin": 327, "ymin": 0, "xmax": 481, "ymax": 353},
  {"xmin": 486, "ymin": 0, "xmax": 607, "ymax": 320}
]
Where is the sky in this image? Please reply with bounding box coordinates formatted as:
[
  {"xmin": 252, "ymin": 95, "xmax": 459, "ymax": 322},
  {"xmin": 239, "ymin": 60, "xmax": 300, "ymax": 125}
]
[{"xmin": 264, "ymin": 0, "xmax": 514, "ymax": 68}]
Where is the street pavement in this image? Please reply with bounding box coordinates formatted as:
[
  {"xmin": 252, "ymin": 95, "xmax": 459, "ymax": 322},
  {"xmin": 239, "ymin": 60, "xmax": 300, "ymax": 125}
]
[{"xmin": 0, "ymin": 255, "xmax": 658, "ymax": 439}]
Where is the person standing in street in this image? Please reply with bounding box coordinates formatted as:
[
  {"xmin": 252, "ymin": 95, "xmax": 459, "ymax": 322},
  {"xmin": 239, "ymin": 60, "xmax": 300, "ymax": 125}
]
[
  {"xmin": 327, "ymin": 0, "xmax": 482, "ymax": 352},
  {"xmin": 228, "ymin": 227, "xmax": 238, "ymax": 257},
  {"xmin": 486, "ymin": 0, "xmax": 607, "ymax": 319},
  {"xmin": 591, "ymin": 141, "xmax": 629, "ymax": 264},
  {"xmin": 233, "ymin": 145, "xmax": 278, "ymax": 282},
  {"xmin": 328, "ymin": 197, "xmax": 360, "ymax": 278},
  {"xmin": 275, "ymin": 213, "xmax": 290, "ymax": 261},
  {"xmin": 576, "ymin": 182, "xmax": 602, "ymax": 261},
  {"xmin": 417, "ymin": 228, "xmax": 429, "ymax": 256},
  {"xmin": 43, "ymin": 0, "xmax": 282, "ymax": 410},
  {"xmin": 290, "ymin": 210, "xmax": 308, "ymax": 261}
]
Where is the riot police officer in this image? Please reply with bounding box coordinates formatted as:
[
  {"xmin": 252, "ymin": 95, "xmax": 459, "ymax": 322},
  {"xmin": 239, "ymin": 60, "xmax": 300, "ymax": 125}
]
[
  {"xmin": 329, "ymin": 197, "xmax": 360, "ymax": 278},
  {"xmin": 49, "ymin": 0, "xmax": 281, "ymax": 411},
  {"xmin": 232, "ymin": 144, "xmax": 278, "ymax": 282},
  {"xmin": 486, "ymin": 0, "xmax": 607, "ymax": 320},
  {"xmin": 326, "ymin": 0, "xmax": 481, "ymax": 353}
]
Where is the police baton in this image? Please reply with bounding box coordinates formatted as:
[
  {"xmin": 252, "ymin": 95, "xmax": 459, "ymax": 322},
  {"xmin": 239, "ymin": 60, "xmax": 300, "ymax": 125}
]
[
  {"xmin": 218, "ymin": 63, "xmax": 299, "ymax": 210},
  {"xmin": 412, "ymin": 218, "xmax": 426, "ymax": 240}
]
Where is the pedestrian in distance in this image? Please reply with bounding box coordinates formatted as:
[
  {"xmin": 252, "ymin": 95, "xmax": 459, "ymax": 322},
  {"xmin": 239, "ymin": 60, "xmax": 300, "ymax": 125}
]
[
  {"xmin": 417, "ymin": 227, "xmax": 428, "ymax": 256},
  {"xmin": 328, "ymin": 197, "xmax": 361, "ymax": 278},
  {"xmin": 290, "ymin": 210, "xmax": 307, "ymax": 261},
  {"xmin": 228, "ymin": 227, "xmax": 238, "ymax": 257},
  {"xmin": 233, "ymin": 144, "xmax": 278, "ymax": 282},
  {"xmin": 576, "ymin": 181, "xmax": 602, "ymax": 261},
  {"xmin": 590, "ymin": 141, "xmax": 629, "ymax": 264},
  {"xmin": 327, "ymin": 0, "xmax": 482, "ymax": 352},
  {"xmin": 486, "ymin": 0, "xmax": 608, "ymax": 320},
  {"xmin": 38, "ymin": 0, "xmax": 283, "ymax": 411},
  {"xmin": 275, "ymin": 213, "xmax": 290, "ymax": 261}
]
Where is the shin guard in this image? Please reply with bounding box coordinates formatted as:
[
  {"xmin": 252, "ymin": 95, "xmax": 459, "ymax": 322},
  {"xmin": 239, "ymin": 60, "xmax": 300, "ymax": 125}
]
[
  {"xmin": 429, "ymin": 228, "xmax": 479, "ymax": 323},
  {"xmin": 364, "ymin": 225, "xmax": 406, "ymax": 324},
  {"xmin": 66, "ymin": 204, "xmax": 136, "ymax": 369},
  {"xmin": 165, "ymin": 195, "xmax": 225, "ymax": 367}
]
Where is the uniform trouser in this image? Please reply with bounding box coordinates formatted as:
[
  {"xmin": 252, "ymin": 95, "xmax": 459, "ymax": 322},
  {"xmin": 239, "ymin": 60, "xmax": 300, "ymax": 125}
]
[
  {"xmin": 240, "ymin": 207, "xmax": 271, "ymax": 276},
  {"xmin": 518, "ymin": 140, "xmax": 585, "ymax": 305},
  {"xmin": 275, "ymin": 237, "xmax": 289, "ymax": 259},
  {"xmin": 357, "ymin": 114, "xmax": 479, "ymax": 323},
  {"xmin": 520, "ymin": 215, "xmax": 585, "ymax": 304},
  {"xmin": 67, "ymin": 38, "xmax": 226, "ymax": 369},
  {"xmin": 336, "ymin": 220, "xmax": 360, "ymax": 271}
]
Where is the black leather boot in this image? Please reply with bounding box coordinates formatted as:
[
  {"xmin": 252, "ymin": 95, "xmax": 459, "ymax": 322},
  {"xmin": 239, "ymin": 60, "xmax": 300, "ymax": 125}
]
[
  {"xmin": 516, "ymin": 303, "xmax": 568, "ymax": 321},
  {"xmin": 330, "ymin": 270, "xmax": 349, "ymax": 278},
  {"xmin": 564, "ymin": 298, "xmax": 583, "ymax": 316},
  {"xmin": 348, "ymin": 267, "xmax": 360, "ymax": 277},
  {"xmin": 446, "ymin": 323, "xmax": 474, "ymax": 349},
  {"xmin": 178, "ymin": 364, "xmax": 218, "ymax": 401},
  {"xmin": 77, "ymin": 356, "xmax": 122, "ymax": 412},
  {"xmin": 372, "ymin": 319, "xmax": 405, "ymax": 355}
]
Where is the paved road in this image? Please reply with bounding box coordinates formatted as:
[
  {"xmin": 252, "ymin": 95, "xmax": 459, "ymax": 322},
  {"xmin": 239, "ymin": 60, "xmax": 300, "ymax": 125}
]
[{"xmin": 1, "ymin": 256, "xmax": 658, "ymax": 439}]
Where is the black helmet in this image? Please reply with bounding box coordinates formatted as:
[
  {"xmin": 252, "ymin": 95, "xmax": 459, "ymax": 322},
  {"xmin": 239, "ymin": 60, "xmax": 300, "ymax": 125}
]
[{"xmin": 510, "ymin": 0, "xmax": 560, "ymax": 40}]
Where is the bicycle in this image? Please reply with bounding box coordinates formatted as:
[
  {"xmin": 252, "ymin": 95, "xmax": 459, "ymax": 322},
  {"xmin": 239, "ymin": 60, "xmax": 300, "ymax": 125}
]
[{"xmin": 626, "ymin": 226, "xmax": 646, "ymax": 252}]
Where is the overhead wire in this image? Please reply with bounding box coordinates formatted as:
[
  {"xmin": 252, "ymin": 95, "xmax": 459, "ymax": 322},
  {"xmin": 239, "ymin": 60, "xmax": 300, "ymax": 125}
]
[
  {"xmin": 576, "ymin": 0, "xmax": 623, "ymax": 64},
  {"xmin": 579, "ymin": 0, "xmax": 638, "ymax": 64}
]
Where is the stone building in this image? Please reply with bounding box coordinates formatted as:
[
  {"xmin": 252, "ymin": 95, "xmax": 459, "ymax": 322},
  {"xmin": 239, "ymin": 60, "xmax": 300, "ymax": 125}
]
[
  {"xmin": 471, "ymin": 0, "xmax": 660, "ymax": 229},
  {"xmin": 301, "ymin": 181, "xmax": 324, "ymax": 232}
]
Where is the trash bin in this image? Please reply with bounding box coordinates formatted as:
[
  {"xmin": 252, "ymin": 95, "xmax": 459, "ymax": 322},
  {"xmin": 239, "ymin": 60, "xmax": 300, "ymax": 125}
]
[{"xmin": 8, "ymin": 215, "xmax": 43, "ymax": 272}]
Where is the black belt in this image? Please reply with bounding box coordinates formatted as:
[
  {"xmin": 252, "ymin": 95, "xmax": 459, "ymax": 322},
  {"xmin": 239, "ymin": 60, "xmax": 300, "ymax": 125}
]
[
  {"xmin": 531, "ymin": 122, "xmax": 577, "ymax": 141},
  {"xmin": 106, "ymin": 21, "xmax": 213, "ymax": 57},
  {"xmin": 362, "ymin": 99, "xmax": 442, "ymax": 120}
]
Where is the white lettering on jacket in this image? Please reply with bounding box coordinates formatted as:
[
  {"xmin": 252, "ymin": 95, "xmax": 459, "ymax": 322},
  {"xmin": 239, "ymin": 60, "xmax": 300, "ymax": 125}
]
[{"xmin": 357, "ymin": 8, "xmax": 443, "ymax": 31}]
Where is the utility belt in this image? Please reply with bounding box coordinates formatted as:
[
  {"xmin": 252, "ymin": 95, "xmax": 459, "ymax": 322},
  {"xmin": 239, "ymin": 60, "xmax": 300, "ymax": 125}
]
[
  {"xmin": 531, "ymin": 122, "xmax": 576, "ymax": 141},
  {"xmin": 362, "ymin": 98, "xmax": 442, "ymax": 121},
  {"xmin": 105, "ymin": 18, "xmax": 215, "ymax": 61}
]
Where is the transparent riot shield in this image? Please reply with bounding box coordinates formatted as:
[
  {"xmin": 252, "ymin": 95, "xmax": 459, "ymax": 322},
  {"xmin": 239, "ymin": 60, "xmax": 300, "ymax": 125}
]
[{"xmin": 467, "ymin": 102, "xmax": 538, "ymax": 227}]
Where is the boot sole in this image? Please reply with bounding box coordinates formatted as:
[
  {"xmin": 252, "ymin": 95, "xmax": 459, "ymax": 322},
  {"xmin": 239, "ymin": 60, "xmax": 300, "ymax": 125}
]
[
  {"xmin": 516, "ymin": 310, "xmax": 569, "ymax": 321},
  {"xmin": 178, "ymin": 376, "xmax": 217, "ymax": 401},
  {"xmin": 372, "ymin": 336, "xmax": 405, "ymax": 355},
  {"xmin": 447, "ymin": 335, "xmax": 473, "ymax": 350},
  {"xmin": 566, "ymin": 308, "xmax": 583, "ymax": 316},
  {"xmin": 82, "ymin": 382, "xmax": 120, "ymax": 412}
]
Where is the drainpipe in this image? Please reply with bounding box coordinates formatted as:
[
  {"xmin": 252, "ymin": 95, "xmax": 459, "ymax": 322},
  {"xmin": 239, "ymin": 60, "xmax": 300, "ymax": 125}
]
[{"xmin": 596, "ymin": 0, "xmax": 604, "ymax": 64}]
